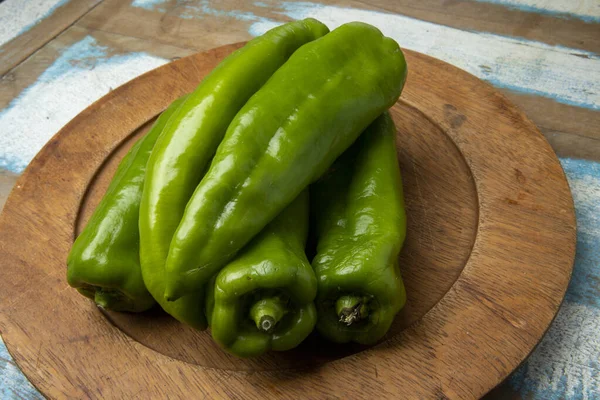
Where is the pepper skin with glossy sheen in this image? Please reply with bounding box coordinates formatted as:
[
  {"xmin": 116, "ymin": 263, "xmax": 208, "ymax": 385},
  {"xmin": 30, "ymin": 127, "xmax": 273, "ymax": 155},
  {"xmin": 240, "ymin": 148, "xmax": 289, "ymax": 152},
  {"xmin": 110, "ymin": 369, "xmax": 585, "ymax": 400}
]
[
  {"xmin": 311, "ymin": 112, "xmax": 407, "ymax": 345},
  {"xmin": 139, "ymin": 19, "xmax": 328, "ymax": 329},
  {"xmin": 205, "ymin": 190, "xmax": 316, "ymax": 358},
  {"xmin": 66, "ymin": 96, "xmax": 187, "ymax": 312},
  {"xmin": 165, "ymin": 22, "xmax": 408, "ymax": 301}
]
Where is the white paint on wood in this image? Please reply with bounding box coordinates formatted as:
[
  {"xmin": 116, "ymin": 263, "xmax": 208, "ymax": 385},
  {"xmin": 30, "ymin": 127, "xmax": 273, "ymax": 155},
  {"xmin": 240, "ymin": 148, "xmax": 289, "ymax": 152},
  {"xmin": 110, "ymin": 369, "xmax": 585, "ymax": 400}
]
[
  {"xmin": 510, "ymin": 158, "xmax": 600, "ymax": 399},
  {"xmin": 249, "ymin": 2, "xmax": 600, "ymax": 110},
  {"xmin": 131, "ymin": 0, "xmax": 166, "ymax": 12},
  {"xmin": 130, "ymin": 1, "xmax": 600, "ymax": 110},
  {"xmin": 0, "ymin": 2, "xmax": 598, "ymax": 398},
  {"xmin": 0, "ymin": 337, "xmax": 42, "ymax": 399},
  {"xmin": 511, "ymin": 302, "xmax": 600, "ymax": 398},
  {"xmin": 0, "ymin": 36, "xmax": 166, "ymax": 173},
  {"xmin": 474, "ymin": 0, "xmax": 600, "ymax": 22},
  {"xmin": 0, "ymin": 0, "xmax": 68, "ymax": 47}
]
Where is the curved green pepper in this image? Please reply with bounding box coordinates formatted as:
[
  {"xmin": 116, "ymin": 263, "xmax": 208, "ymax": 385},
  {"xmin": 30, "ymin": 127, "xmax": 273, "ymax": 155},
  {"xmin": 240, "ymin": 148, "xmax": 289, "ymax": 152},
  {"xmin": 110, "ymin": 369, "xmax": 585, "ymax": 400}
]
[
  {"xmin": 165, "ymin": 22, "xmax": 408, "ymax": 301},
  {"xmin": 311, "ymin": 112, "xmax": 407, "ymax": 345},
  {"xmin": 66, "ymin": 96, "xmax": 187, "ymax": 312},
  {"xmin": 206, "ymin": 190, "xmax": 316, "ymax": 358},
  {"xmin": 139, "ymin": 19, "xmax": 328, "ymax": 329}
]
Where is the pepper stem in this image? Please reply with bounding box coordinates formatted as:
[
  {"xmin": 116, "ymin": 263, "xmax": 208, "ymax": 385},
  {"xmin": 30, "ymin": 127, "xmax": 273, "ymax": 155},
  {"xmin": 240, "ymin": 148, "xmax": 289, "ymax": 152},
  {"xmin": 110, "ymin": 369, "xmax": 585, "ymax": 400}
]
[
  {"xmin": 336, "ymin": 295, "xmax": 369, "ymax": 326},
  {"xmin": 250, "ymin": 297, "xmax": 288, "ymax": 333},
  {"xmin": 94, "ymin": 289, "xmax": 131, "ymax": 311}
]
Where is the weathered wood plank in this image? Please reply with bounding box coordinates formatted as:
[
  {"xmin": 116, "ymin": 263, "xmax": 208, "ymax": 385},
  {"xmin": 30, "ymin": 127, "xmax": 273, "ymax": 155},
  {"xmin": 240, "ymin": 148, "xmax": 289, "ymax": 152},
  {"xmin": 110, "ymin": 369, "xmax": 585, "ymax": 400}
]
[
  {"xmin": 72, "ymin": 0, "xmax": 600, "ymax": 163},
  {"xmin": 504, "ymin": 93, "xmax": 600, "ymax": 141},
  {"xmin": 502, "ymin": 157, "xmax": 600, "ymax": 400},
  {"xmin": 79, "ymin": 0, "xmax": 262, "ymax": 52},
  {"xmin": 249, "ymin": 2, "xmax": 600, "ymax": 159},
  {"xmin": 353, "ymin": 0, "xmax": 600, "ymax": 52},
  {"xmin": 472, "ymin": 0, "xmax": 600, "ymax": 22},
  {"xmin": 0, "ymin": 0, "xmax": 103, "ymax": 77},
  {"xmin": 248, "ymin": 2, "xmax": 599, "ymax": 110},
  {"xmin": 544, "ymin": 131, "xmax": 600, "ymax": 161},
  {"xmin": 503, "ymin": 92, "xmax": 600, "ymax": 160},
  {"xmin": 0, "ymin": 169, "xmax": 18, "ymax": 212},
  {"xmin": 78, "ymin": 0, "xmax": 600, "ymax": 54},
  {"xmin": 0, "ymin": 25, "xmax": 195, "ymax": 172},
  {"xmin": 0, "ymin": 2, "xmax": 598, "ymax": 398}
]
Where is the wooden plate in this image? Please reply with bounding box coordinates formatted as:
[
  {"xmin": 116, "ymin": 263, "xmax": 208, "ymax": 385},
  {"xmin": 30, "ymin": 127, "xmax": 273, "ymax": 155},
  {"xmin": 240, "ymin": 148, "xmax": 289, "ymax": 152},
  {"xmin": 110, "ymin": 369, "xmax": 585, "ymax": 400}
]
[{"xmin": 0, "ymin": 44, "xmax": 576, "ymax": 399}]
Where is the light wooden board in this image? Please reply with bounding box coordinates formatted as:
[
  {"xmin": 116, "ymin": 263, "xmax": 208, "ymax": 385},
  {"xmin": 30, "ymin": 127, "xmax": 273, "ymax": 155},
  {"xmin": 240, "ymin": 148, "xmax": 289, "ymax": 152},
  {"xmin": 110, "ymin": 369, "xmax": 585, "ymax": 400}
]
[
  {"xmin": 0, "ymin": 0, "xmax": 102, "ymax": 76},
  {"xmin": 0, "ymin": 44, "xmax": 576, "ymax": 399},
  {"xmin": 0, "ymin": 25, "xmax": 196, "ymax": 112},
  {"xmin": 0, "ymin": 170, "xmax": 18, "ymax": 212},
  {"xmin": 80, "ymin": 0, "xmax": 600, "ymax": 52}
]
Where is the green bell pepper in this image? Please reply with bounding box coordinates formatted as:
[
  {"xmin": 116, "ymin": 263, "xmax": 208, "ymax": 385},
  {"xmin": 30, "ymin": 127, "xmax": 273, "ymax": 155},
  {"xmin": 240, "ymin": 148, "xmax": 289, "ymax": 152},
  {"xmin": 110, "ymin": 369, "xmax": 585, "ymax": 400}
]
[
  {"xmin": 205, "ymin": 190, "xmax": 316, "ymax": 358},
  {"xmin": 139, "ymin": 19, "xmax": 328, "ymax": 329},
  {"xmin": 66, "ymin": 96, "xmax": 187, "ymax": 312},
  {"xmin": 311, "ymin": 112, "xmax": 407, "ymax": 345},
  {"xmin": 165, "ymin": 21, "xmax": 408, "ymax": 301}
]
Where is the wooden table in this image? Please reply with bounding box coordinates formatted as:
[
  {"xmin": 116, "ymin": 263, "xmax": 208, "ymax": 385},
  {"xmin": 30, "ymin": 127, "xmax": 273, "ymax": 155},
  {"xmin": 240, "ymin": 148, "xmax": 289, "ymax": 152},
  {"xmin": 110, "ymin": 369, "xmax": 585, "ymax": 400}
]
[{"xmin": 0, "ymin": 0, "xmax": 598, "ymax": 398}]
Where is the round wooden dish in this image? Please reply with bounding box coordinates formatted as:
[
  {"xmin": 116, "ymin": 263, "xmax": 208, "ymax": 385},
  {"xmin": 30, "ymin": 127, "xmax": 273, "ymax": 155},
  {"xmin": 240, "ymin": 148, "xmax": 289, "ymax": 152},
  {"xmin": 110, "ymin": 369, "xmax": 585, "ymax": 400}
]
[{"xmin": 0, "ymin": 44, "xmax": 576, "ymax": 399}]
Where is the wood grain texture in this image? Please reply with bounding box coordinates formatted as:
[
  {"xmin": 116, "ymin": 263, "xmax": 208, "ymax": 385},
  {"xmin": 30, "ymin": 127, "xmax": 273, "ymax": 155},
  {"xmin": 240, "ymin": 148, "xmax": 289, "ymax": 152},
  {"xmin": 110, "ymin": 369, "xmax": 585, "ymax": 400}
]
[
  {"xmin": 2, "ymin": 0, "xmax": 596, "ymax": 171},
  {"xmin": 0, "ymin": 0, "xmax": 102, "ymax": 77},
  {"xmin": 0, "ymin": 44, "xmax": 576, "ymax": 399},
  {"xmin": 71, "ymin": 0, "xmax": 600, "ymax": 163},
  {"xmin": 0, "ymin": 169, "xmax": 18, "ymax": 212},
  {"xmin": 73, "ymin": 91, "xmax": 477, "ymax": 370},
  {"xmin": 349, "ymin": 0, "xmax": 600, "ymax": 53},
  {"xmin": 0, "ymin": 25, "xmax": 195, "ymax": 112},
  {"xmin": 79, "ymin": 0, "xmax": 267, "ymax": 51},
  {"xmin": 79, "ymin": 0, "xmax": 600, "ymax": 53},
  {"xmin": 503, "ymin": 92, "xmax": 600, "ymax": 142},
  {"xmin": 544, "ymin": 131, "xmax": 600, "ymax": 161}
]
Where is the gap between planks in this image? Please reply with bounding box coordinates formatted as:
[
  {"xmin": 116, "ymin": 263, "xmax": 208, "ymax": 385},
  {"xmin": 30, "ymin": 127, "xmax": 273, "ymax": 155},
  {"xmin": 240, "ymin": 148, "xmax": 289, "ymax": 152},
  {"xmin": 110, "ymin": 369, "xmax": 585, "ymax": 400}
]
[{"xmin": 0, "ymin": 0, "xmax": 107, "ymax": 79}]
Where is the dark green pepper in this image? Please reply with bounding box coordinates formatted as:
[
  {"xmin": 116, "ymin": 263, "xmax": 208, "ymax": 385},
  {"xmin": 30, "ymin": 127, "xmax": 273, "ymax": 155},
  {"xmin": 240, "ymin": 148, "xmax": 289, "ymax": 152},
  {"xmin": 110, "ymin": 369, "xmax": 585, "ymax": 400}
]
[
  {"xmin": 165, "ymin": 22, "xmax": 408, "ymax": 301},
  {"xmin": 66, "ymin": 96, "xmax": 187, "ymax": 312},
  {"xmin": 205, "ymin": 190, "xmax": 316, "ymax": 358},
  {"xmin": 311, "ymin": 112, "xmax": 407, "ymax": 344},
  {"xmin": 140, "ymin": 19, "xmax": 328, "ymax": 329}
]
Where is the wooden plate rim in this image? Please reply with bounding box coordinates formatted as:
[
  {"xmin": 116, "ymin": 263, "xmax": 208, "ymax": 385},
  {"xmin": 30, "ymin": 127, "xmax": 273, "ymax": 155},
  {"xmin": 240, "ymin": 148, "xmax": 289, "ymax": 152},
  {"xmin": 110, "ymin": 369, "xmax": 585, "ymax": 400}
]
[{"xmin": 0, "ymin": 43, "xmax": 576, "ymax": 399}]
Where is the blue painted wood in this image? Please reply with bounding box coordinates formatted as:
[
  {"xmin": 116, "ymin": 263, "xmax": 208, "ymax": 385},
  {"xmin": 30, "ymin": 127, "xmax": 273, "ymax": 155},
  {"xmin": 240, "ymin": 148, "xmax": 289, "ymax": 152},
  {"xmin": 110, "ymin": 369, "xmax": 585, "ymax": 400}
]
[
  {"xmin": 0, "ymin": 337, "xmax": 42, "ymax": 399},
  {"xmin": 509, "ymin": 159, "xmax": 600, "ymax": 399},
  {"xmin": 0, "ymin": 36, "xmax": 166, "ymax": 173},
  {"xmin": 472, "ymin": 0, "xmax": 600, "ymax": 23},
  {"xmin": 244, "ymin": 2, "xmax": 600, "ymax": 110},
  {"xmin": 131, "ymin": 1, "xmax": 600, "ymax": 110},
  {"xmin": 0, "ymin": 0, "xmax": 69, "ymax": 47},
  {"xmin": 0, "ymin": 1, "xmax": 598, "ymax": 398}
]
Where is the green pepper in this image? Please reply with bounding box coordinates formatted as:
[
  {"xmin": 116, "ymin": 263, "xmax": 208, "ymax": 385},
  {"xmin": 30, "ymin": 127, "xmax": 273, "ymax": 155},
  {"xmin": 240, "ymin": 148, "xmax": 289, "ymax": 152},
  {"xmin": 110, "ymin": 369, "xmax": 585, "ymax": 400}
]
[
  {"xmin": 205, "ymin": 190, "xmax": 316, "ymax": 358},
  {"xmin": 311, "ymin": 112, "xmax": 407, "ymax": 345},
  {"xmin": 165, "ymin": 22, "xmax": 408, "ymax": 301},
  {"xmin": 66, "ymin": 96, "xmax": 187, "ymax": 312},
  {"xmin": 139, "ymin": 19, "xmax": 328, "ymax": 329}
]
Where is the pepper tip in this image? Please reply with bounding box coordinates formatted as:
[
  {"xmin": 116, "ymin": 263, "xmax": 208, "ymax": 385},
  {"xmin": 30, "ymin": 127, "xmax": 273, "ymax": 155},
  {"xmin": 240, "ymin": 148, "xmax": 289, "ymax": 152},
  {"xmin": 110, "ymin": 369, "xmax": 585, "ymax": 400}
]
[{"xmin": 164, "ymin": 288, "xmax": 178, "ymax": 302}]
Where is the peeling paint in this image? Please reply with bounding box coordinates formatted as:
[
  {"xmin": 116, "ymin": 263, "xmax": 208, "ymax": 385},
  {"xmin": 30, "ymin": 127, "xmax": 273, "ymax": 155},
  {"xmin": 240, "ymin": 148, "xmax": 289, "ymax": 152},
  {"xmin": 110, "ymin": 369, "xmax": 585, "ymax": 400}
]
[
  {"xmin": 132, "ymin": 0, "xmax": 272, "ymax": 23},
  {"xmin": 510, "ymin": 158, "xmax": 600, "ymax": 399},
  {"xmin": 0, "ymin": 337, "xmax": 42, "ymax": 399},
  {"xmin": 473, "ymin": 0, "xmax": 600, "ymax": 23},
  {"xmin": 0, "ymin": 36, "xmax": 166, "ymax": 173},
  {"xmin": 248, "ymin": 2, "xmax": 600, "ymax": 110},
  {"xmin": 1, "ymin": 2, "xmax": 599, "ymax": 398},
  {"xmin": 131, "ymin": 0, "xmax": 167, "ymax": 12},
  {"xmin": 0, "ymin": 0, "xmax": 69, "ymax": 47}
]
